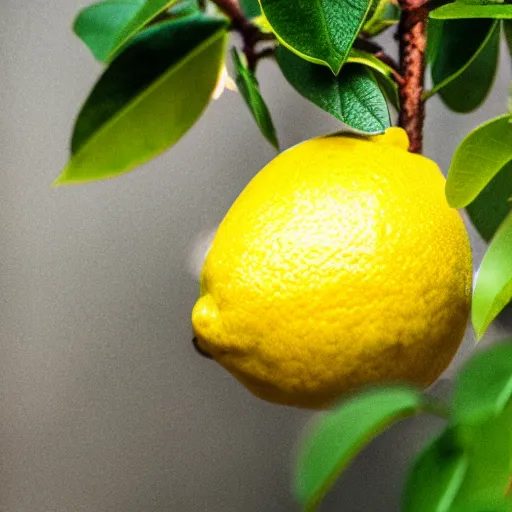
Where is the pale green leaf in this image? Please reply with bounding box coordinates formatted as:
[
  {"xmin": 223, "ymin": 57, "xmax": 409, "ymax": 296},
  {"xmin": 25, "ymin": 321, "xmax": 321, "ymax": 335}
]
[
  {"xmin": 295, "ymin": 387, "xmax": 423, "ymax": 510},
  {"xmin": 473, "ymin": 211, "xmax": 512, "ymax": 338},
  {"xmin": 277, "ymin": 46, "xmax": 390, "ymax": 134},
  {"xmin": 445, "ymin": 114, "xmax": 512, "ymax": 208},
  {"xmin": 260, "ymin": 0, "xmax": 373, "ymax": 74},
  {"xmin": 362, "ymin": 0, "xmax": 400, "ymax": 36},
  {"xmin": 56, "ymin": 16, "xmax": 228, "ymax": 185},
  {"xmin": 74, "ymin": 0, "xmax": 179, "ymax": 62},
  {"xmin": 232, "ymin": 48, "xmax": 279, "ymax": 149},
  {"xmin": 430, "ymin": 3, "xmax": 512, "ymax": 20}
]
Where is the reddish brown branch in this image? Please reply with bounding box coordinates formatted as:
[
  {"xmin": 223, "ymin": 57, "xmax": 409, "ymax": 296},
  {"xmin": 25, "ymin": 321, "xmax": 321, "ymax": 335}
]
[
  {"xmin": 397, "ymin": 0, "xmax": 428, "ymax": 153},
  {"xmin": 211, "ymin": 0, "xmax": 275, "ymax": 71}
]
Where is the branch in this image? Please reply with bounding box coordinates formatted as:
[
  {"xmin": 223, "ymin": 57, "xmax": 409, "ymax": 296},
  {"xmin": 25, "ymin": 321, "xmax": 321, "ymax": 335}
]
[
  {"xmin": 212, "ymin": 0, "xmax": 276, "ymax": 71},
  {"xmin": 397, "ymin": 0, "xmax": 428, "ymax": 153}
]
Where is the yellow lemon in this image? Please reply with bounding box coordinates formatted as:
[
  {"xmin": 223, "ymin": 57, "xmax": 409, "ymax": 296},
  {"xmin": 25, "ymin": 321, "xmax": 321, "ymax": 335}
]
[{"xmin": 192, "ymin": 128, "xmax": 472, "ymax": 409}]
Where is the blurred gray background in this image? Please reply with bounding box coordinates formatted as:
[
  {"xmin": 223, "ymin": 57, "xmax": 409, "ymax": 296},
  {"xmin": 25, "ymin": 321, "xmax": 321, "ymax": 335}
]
[{"xmin": 0, "ymin": 1, "xmax": 511, "ymax": 510}]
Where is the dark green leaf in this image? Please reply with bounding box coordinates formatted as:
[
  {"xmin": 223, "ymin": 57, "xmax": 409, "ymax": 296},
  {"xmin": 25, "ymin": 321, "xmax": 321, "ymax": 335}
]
[
  {"xmin": 466, "ymin": 161, "xmax": 512, "ymax": 241},
  {"xmin": 231, "ymin": 48, "xmax": 279, "ymax": 149},
  {"xmin": 362, "ymin": 0, "xmax": 400, "ymax": 36},
  {"xmin": 277, "ymin": 46, "xmax": 390, "ymax": 134},
  {"xmin": 260, "ymin": 0, "xmax": 373, "ymax": 74},
  {"xmin": 452, "ymin": 340, "xmax": 512, "ymax": 425},
  {"xmin": 347, "ymin": 49, "xmax": 399, "ymax": 109},
  {"xmin": 403, "ymin": 429, "xmax": 468, "ymax": 512},
  {"xmin": 505, "ymin": 20, "xmax": 512, "ymax": 55},
  {"xmin": 55, "ymin": 16, "xmax": 228, "ymax": 185},
  {"xmin": 445, "ymin": 114, "xmax": 512, "ymax": 208},
  {"xmin": 240, "ymin": 0, "xmax": 261, "ymax": 17},
  {"xmin": 425, "ymin": 19, "xmax": 499, "ymax": 113},
  {"xmin": 74, "ymin": 0, "xmax": 179, "ymax": 62},
  {"xmin": 295, "ymin": 387, "xmax": 423, "ymax": 510},
  {"xmin": 450, "ymin": 402, "xmax": 512, "ymax": 510},
  {"xmin": 169, "ymin": 0, "xmax": 200, "ymax": 17},
  {"xmin": 430, "ymin": 3, "xmax": 512, "ymax": 20},
  {"xmin": 473, "ymin": 211, "xmax": 512, "ymax": 339},
  {"xmin": 427, "ymin": 18, "xmax": 443, "ymax": 65}
]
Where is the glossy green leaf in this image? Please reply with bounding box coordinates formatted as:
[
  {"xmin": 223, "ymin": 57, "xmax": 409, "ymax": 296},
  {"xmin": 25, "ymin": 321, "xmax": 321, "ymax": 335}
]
[
  {"xmin": 452, "ymin": 340, "xmax": 512, "ymax": 424},
  {"xmin": 232, "ymin": 49, "xmax": 279, "ymax": 149},
  {"xmin": 56, "ymin": 16, "xmax": 228, "ymax": 185},
  {"xmin": 347, "ymin": 49, "xmax": 399, "ymax": 109},
  {"xmin": 425, "ymin": 19, "xmax": 499, "ymax": 112},
  {"xmin": 362, "ymin": 0, "xmax": 400, "ymax": 36},
  {"xmin": 445, "ymin": 114, "xmax": 512, "ymax": 208},
  {"xmin": 240, "ymin": 0, "xmax": 261, "ymax": 18},
  {"xmin": 260, "ymin": 0, "xmax": 373, "ymax": 74},
  {"xmin": 450, "ymin": 402, "xmax": 512, "ymax": 510},
  {"xmin": 427, "ymin": 18, "xmax": 443, "ymax": 65},
  {"xmin": 473, "ymin": 211, "xmax": 512, "ymax": 339},
  {"xmin": 74, "ymin": 0, "xmax": 179, "ymax": 62},
  {"xmin": 295, "ymin": 387, "xmax": 423, "ymax": 510},
  {"xmin": 403, "ymin": 429, "xmax": 468, "ymax": 512},
  {"xmin": 169, "ymin": 0, "xmax": 200, "ymax": 17},
  {"xmin": 466, "ymin": 161, "xmax": 512, "ymax": 242},
  {"xmin": 450, "ymin": 502, "xmax": 512, "ymax": 512},
  {"xmin": 431, "ymin": 3, "xmax": 512, "ymax": 20},
  {"xmin": 277, "ymin": 47, "xmax": 390, "ymax": 134}
]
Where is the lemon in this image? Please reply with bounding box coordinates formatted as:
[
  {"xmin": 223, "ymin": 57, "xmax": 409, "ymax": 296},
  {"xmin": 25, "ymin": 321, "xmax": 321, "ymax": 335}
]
[{"xmin": 192, "ymin": 128, "xmax": 472, "ymax": 409}]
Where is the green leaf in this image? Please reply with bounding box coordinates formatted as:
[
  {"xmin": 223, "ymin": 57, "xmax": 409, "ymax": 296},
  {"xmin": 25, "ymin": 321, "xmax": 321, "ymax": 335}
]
[
  {"xmin": 425, "ymin": 19, "xmax": 500, "ymax": 112},
  {"xmin": 452, "ymin": 340, "xmax": 512, "ymax": 425},
  {"xmin": 169, "ymin": 0, "xmax": 200, "ymax": 17},
  {"xmin": 404, "ymin": 406, "xmax": 512, "ymax": 512},
  {"xmin": 403, "ymin": 429, "xmax": 468, "ymax": 512},
  {"xmin": 466, "ymin": 161, "xmax": 512, "ymax": 241},
  {"xmin": 74, "ymin": 0, "xmax": 179, "ymax": 62},
  {"xmin": 295, "ymin": 386, "xmax": 423, "ymax": 510},
  {"xmin": 231, "ymin": 48, "xmax": 279, "ymax": 149},
  {"xmin": 240, "ymin": 0, "xmax": 261, "ymax": 18},
  {"xmin": 430, "ymin": 3, "xmax": 512, "ymax": 20},
  {"xmin": 362, "ymin": 0, "xmax": 400, "ymax": 37},
  {"xmin": 276, "ymin": 46, "xmax": 390, "ymax": 134},
  {"xmin": 427, "ymin": 18, "xmax": 443, "ymax": 65},
  {"xmin": 450, "ymin": 402, "xmax": 512, "ymax": 510},
  {"xmin": 445, "ymin": 114, "xmax": 512, "ymax": 208},
  {"xmin": 347, "ymin": 49, "xmax": 399, "ymax": 109},
  {"xmin": 473, "ymin": 211, "xmax": 512, "ymax": 339},
  {"xmin": 505, "ymin": 20, "xmax": 512, "ymax": 55},
  {"xmin": 260, "ymin": 0, "xmax": 373, "ymax": 74},
  {"xmin": 55, "ymin": 16, "xmax": 228, "ymax": 185}
]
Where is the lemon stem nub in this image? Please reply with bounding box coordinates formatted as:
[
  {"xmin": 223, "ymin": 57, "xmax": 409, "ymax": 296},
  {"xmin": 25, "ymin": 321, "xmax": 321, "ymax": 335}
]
[{"xmin": 192, "ymin": 336, "xmax": 213, "ymax": 359}]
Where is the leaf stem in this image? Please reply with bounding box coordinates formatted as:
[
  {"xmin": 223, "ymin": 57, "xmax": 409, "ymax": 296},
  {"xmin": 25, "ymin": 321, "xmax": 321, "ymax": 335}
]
[
  {"xmin": 397, "ymin": 0, "xmax": 428, "ymax": 153},
  {"xmin": 211, "ymin": 0, "xmax": 275, "ymax": 71}
]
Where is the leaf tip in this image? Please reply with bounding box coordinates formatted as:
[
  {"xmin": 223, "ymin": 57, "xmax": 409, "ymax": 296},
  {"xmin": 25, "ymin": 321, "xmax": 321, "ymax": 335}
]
[{"xmin": 52, "ymin": 167, "xmax": 72, "ymax": 187}]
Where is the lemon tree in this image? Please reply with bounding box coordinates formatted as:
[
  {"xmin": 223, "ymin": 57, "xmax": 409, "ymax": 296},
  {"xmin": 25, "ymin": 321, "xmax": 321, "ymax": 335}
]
[{"xmin": 59, "ymin": 0, "xmax": 512, "ymax": 509}]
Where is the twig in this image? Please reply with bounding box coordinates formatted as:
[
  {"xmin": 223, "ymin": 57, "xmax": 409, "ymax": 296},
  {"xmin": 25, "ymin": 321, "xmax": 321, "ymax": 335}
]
[
  {"xmin": 397, "ymin": 0, "xmax": 428, "ymax": 153},
  {"xmin": 352, "ymin": 38, "xmax": 404, "ymax": 86},
  {"xmin": 212, "ymin": 0, "xmax": 276, "ymax": 71}
]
